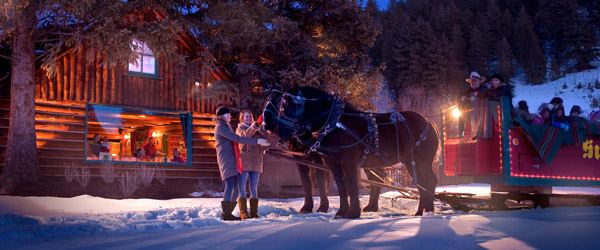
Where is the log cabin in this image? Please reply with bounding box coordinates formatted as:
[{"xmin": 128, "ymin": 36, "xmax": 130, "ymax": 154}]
[{"xmin": 0, "ymin": 10, "xmax": 234, "ymax": 181}]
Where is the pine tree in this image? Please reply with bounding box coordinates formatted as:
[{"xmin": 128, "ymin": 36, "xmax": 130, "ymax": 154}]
[
  {"xmin": 494, "ymin": 37, "xmax": 515, "ymax": 81},
  {"xmin": 467, "ymin": 26, "xmax": 489, "ymax": 76},
  {"xmin": 0, "ymin": 0, "xmax": 193, "ymax": 192},
  {"xmin": 514, "ymin": 7, "xmax": 546, "ymax": 84},
  {"xmin": 538, "ymin": 0, "xmax": 597, "ymax": 70}
]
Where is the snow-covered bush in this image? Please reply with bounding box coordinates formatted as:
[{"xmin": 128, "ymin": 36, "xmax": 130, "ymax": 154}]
[
  {"xmin": 118, "ymin": 171, "xmax": 139, "ymax": 197},
  {"xmin": 76, "ymin": 167, "xmax": 91, "ymax": 188},
  {"xmin": 137, "ymin": 163, "xmax": 154, "ymax": 188},
  {"xmin": 100, "ymin": 160, "xmax": 116, "ymax": 184}
]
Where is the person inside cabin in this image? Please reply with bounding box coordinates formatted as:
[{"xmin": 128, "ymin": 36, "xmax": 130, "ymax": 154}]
[
  {"xmin": 135, "ymin": 148, "xmax": 145, "ymax": 161},
  {"xmin": 143, "ymin": 137, "xmax": 157, "ymax": 160},
  {"xmin": 235, "ymin": 110, "xmax": 269, "ymax": 219},
  {"xmin": 551, "ymin": 104, "xmax": 570, "ymax": 131},
  {"xmin": 532, "ymin": 103, "xmax": 553, "ymax": 125},
  {"xmin": 172, "ymin": 148, "xmax": 185, "ymax": 163},
  {"xmin": 213, "ymin": 106, "xmax": 270, "ymax": 221},
  {"xmin": 515, "ymin": 100, "xmax": 535, "ymax": 123},
  {"xmin": 100, "ymin": 136, "xmax": 110, "ymax": 153},
  {"xmin": 567, "ymin": 105, "xmax": 586, "ymax": 123},
  {"xmin": 88, "ymin": 134, "xmax": 102, "ymax": 158}
]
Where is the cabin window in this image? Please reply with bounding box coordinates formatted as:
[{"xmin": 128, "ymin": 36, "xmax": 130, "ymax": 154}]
[
  {"xmin": 85, "ymin": 104, "xmax": 192, "ymax": 165},
  {"xmin": 128, "ymin": 40, "xmax": 157, "ymax": 75}
]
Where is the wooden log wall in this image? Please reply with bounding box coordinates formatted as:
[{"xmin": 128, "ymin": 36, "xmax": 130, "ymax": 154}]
[{"xmin": 34, "ymin": 41, "xmax": 232, "ymax": 114}]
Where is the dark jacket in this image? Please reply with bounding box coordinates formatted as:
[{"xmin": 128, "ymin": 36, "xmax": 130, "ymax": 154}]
[{"xmin": 214, "ymin": 118, "xmax": 258, "ymax": 180}]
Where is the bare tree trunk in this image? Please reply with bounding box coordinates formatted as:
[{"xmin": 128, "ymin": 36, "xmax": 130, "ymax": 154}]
[{"xmin": 0, "ymin": 5, "xmax": 40, "ymax": 193}]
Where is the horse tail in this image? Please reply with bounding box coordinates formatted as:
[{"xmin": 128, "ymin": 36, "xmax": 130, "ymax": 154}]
[{"xmin": 427, "ymin": 118, "xmax": 442, "ymax": 174}]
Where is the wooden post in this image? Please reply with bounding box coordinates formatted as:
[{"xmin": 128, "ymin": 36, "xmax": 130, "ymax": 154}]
[
  {"xmin": 110, "ymin": 66, "xmax": 116, "ymax": 104},
  {"xmin": 69, "ymin": 52, "xmax": 76, "ymax": 101},
  {"xmin": 103, "ymin": 59, "xmax": 109, "ymax": 104},
  {"xmin": 95, "ymin": 53, "xmax": 102, "ymax": 103},
  {"xmin": 76, "ymin": 49, "xmax": 83, "ymax": 101}
]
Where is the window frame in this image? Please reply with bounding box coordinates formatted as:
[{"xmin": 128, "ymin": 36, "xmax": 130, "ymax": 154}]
[
  {"xmin": 84, "ymin": 103, "xmax": 193, "ymax": 166},
  {"xmin": 127, "ymin": 40, "xmax": 159, "ymax": 78}
]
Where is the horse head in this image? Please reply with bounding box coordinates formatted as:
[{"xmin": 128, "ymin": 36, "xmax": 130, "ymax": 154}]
[{"xmin": 262, "ymin": 85, "xmax": 308, "ymax": 142}]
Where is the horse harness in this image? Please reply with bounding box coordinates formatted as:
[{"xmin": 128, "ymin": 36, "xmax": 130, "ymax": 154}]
[{"xmin": 267, "ymin": 90, "xmax": 431, "ymax": 186}]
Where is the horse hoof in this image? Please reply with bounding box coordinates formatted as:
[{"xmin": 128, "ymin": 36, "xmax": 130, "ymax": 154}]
[
  {"xmin": 299, "ymin": 204, "xmax": 313, "ymax": 214},
  {"xmin": 362, "ymin": 205, "xmax": 378, "ymax": 212},
  {"xmin": 344, "ymin": 212, "xmax": 361, "ymax": 219},
  {"xmin": 317, "ymin": 205, "xmax": 329, "ymax": 213}
]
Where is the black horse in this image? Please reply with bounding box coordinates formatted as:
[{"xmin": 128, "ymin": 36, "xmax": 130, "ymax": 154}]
[
  {"xmin": 288, "ymin": 139, "xmax": 384, "ymax": 214},
  {"xmin": 263, "ymin": 86, "xmax": 439, "ymax": 218}
]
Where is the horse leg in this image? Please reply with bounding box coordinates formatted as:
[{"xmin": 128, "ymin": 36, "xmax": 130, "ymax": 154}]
[
  {"xmin": 326, "ymin": 158, "xmax": 348, "ymax": 219},
  {"xmin": 296, "ymin": 163, "xmax": 314, "ymax": 214},
  {"xmin": 363, "ymin": 169, "xmax": 382, "ymax": 212},
  {"xmin": 414, "ymin": 154, "xmax": 438, "ymax": 216},
  {"xmin": 343, "ymin": 161, "xmax": 361, "ymax": 219},
  {"xmin": 314, "ymin": 168, "xmax": 330, "ymax": 213}
]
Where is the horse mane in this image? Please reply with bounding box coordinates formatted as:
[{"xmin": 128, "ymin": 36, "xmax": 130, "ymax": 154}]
[{"xmin": 298, "ymin": 86, "xmax": 361, "ymax": 113}]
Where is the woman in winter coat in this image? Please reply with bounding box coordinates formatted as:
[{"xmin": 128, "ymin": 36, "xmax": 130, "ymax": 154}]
[
  {"xmin": 235, "ymin": 110, "xmax": 269, "ymax": 219},
  {"xmin": 551, "ymin": 104, "xmax": 570, "ymax": 131},
  {"xmin": 214, "ymin": 106, "xmax": 270, "ymax": 221},
  {"xmin": 532, "ymin": 103, "xmax": 552, "ymax": 125}
]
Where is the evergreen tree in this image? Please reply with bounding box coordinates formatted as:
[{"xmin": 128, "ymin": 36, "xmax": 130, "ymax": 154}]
[
  {"xmin": 467, "ymin": 26, "xmax": 489, "ymax": 76},
  {"xmin": 494, "ymin": 37, "xmax": 515, "ymax": 81},
  {"xmin": 538, "ymin": 0, "xmax": 597, "ymax": 70},
  {"xmin": 514, "ymin": 7, "xmax": 546, "ymax": 84},
  {"xmin": 195, "ymin": 0, "xmax": 380, "ymax": 110},
  {"xmin": 0, "ymin": 0, "xmax": 193, "ymax": 192}
]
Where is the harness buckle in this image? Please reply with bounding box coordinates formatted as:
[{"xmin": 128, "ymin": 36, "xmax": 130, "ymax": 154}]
[{"xmin": 310, "ymin": 141, "xmax": 321, "ymax": 152}]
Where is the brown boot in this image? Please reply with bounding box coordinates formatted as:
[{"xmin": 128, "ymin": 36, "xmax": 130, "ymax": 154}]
[
  {"xmin": 221, "ymin": 201, "xmax": 241, "ymax": 221},
  {"xmin": 250, "ymin": 198, "xmax": 260, "ymax": 218},
  {"xmin": 238, "ymin": 197, "xmax": 249, "ymax": 219}
]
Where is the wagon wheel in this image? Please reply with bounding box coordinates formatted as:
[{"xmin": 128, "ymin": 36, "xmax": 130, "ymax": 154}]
[{"xmin": 490, "ymin": 193, "xmax": 509, "ymax": 210}]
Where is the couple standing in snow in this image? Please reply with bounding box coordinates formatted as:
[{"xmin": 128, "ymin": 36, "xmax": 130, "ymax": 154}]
[{"xmin": 213, "ymin": 106, "xmax": 271, "ymax": 221}]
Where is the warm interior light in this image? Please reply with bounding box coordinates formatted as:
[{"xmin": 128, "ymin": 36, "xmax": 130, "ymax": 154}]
[
  {"xmin": 195, "ymin": 81, "xmax": 200, "ymax": 86},
  {"xmin": 111, "ymin": 154, "xmax": 117, "ymax": 157},
  {"xmin": 207, "ymin": 82, "xmax": 212, "ymax": 88},
  {"xmin": 139, "ymin": 115, "xmax": 146, "ymax": 118},
  {"xmin": 452, "ymin": 108, "xmax": 461, "ymax": 118},
  {"xmin": 124, "ymin": 134, "xmax": 129, "ymax": 139},
  {"xmin": 152, "ymin": 132, "xmax": 157, "ymax": 137}
]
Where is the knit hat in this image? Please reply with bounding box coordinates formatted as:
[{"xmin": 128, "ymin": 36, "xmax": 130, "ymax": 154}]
[
  {"xmin": 489, "ymin": 73, "xmax": 505, "ymax": 83},
  {"xmin": 569, "ymin": 105, "xmax": 581, "ymax": 115},
  {"xmin": 465, "ymin": 71, "xmax": 485, "ymax": 83},
  {"xmin": 215, "ymin": 106, "xmax": 230, "ymax": 116},
  {"xmin": 549, "ymin": 97, "xmax": 563, "ymax": 106},
  {"xmin": 517, "ymin": 100, "xmax": 529, "ymax": 112}
]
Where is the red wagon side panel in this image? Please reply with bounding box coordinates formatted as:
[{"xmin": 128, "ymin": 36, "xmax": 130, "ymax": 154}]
[{"xmin": 509, "ymin": 127, "xmax": 600, "ymax": 181}]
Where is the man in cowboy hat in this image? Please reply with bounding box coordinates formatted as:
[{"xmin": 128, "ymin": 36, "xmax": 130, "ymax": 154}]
[{"xmin": 461, "ymin": 71, "xmax": 487, "ymax": 104}]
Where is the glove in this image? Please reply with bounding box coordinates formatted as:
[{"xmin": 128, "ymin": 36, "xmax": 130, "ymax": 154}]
[
  {"xmin": 256, "ymin": 114, "xmax": 264, "ymax": 124},
  {"xmin": 552, "ymin": 122, "xmax": 570, "ymax": 131}
]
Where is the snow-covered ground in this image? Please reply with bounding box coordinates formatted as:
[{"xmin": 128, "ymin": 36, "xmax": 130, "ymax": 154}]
[
  {"xmin": 512, "ymin": 67, "xmax": 600, "ymax": 117},
  {"xmin": 1, "ymin": 184, "xmax": 599, "ymax": 249}
]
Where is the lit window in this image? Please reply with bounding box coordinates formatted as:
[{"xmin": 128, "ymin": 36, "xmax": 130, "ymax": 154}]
[
  {"xmin": 128, "ymin": 40, "xmax": 156, "ymax": 75},
  {"xmin": 85, "ymin": 104, "xmax": 191, "ymax": 165}
]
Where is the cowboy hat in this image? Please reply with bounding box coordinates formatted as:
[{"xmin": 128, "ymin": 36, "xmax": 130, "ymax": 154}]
[{"xmin": 465, "ymin": 71, "xmax": 485, "ymax": 83}]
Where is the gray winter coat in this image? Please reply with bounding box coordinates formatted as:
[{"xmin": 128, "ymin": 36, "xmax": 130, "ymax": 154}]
[
  {"xmin": 214, "ymin": 118, "xmax": 258, "ymax": 180},
  {"xmin": 236, "ymin": 122, "xmax": 265, "ymax": 173}
]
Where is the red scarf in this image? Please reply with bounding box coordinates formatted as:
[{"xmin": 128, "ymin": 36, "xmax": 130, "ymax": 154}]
[{"xmin": 233, "ymin": 142, "xmax": 243, "ymax": 174}]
